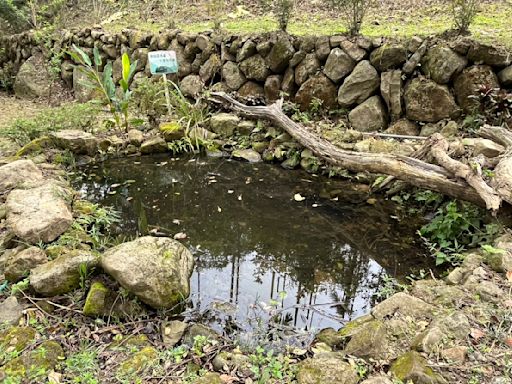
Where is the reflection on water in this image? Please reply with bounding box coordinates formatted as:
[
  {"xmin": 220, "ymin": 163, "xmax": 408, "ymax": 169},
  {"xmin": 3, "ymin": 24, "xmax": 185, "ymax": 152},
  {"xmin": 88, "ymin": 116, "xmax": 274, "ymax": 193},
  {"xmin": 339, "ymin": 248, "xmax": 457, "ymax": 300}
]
[{"xmin": 75, "ymin": 154, "xmax": 430, "ymax": 334}]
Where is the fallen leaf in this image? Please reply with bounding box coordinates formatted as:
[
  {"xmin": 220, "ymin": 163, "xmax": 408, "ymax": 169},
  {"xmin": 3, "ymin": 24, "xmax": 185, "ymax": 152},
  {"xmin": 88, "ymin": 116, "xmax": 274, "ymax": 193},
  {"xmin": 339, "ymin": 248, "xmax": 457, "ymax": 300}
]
[
  {"xmin": 294, "ymin": 193, "xmax": 306, "ymax": 202},
  {"xmin": 174, "ymin": 232, "xmax": 187, "ymax": 240},
  {"xmin": 217, "ymin": 206, "xmax": 222, "ymax": 212},
  {"xmin": 470, "ymin": 328, "xmax": 486, "ymax": 341},
  {"xmin": 505, "ymin": 337, "xmax": 512, "ymax": 347},
  {"xmin": 507, "ymin": 270, "xmax": 512, "ymax": 282},
  {"xmin": 172, "ymin": 219, "xmax": 181, "ymax": 225}
]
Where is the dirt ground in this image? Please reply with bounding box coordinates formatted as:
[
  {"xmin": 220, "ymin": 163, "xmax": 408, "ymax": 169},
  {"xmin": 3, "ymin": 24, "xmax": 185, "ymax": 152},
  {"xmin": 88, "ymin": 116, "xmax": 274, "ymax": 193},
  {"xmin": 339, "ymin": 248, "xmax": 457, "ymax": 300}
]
[{"xmin": 0, "ymin": 92, "xmax": 46, "ymax": 130}]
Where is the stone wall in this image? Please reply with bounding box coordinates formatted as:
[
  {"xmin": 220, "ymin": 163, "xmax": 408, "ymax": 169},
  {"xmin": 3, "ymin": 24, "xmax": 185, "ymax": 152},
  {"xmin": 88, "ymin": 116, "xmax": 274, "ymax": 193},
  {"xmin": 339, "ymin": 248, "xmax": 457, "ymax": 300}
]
[{"xmin": 1, "ymin": 28, "xmax": 512, "ymax": 132}]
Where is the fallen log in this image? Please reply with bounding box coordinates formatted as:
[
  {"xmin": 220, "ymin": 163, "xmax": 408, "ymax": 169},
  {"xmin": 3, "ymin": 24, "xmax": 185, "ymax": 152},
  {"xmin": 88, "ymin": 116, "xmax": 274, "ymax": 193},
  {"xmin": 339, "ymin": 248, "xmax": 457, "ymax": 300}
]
[{"xmin": 210, "ymin": 92, "xmax": 486, "ymax": 207}]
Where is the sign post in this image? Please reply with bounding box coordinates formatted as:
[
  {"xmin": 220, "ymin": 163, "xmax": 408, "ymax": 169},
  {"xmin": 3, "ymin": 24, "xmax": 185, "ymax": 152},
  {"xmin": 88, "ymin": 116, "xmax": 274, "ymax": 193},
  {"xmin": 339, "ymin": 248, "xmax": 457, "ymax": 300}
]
[{"xmin": 148, "ymin": 51, "xmax": 179, "ymax": 116}]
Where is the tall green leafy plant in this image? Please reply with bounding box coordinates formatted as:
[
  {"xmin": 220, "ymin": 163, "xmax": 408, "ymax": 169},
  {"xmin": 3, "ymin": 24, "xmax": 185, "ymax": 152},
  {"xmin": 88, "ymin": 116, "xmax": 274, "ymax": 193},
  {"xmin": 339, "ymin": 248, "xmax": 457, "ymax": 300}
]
[{"xmin": 69, "ymin": 44, "xmax": 138, "ymax": 132}]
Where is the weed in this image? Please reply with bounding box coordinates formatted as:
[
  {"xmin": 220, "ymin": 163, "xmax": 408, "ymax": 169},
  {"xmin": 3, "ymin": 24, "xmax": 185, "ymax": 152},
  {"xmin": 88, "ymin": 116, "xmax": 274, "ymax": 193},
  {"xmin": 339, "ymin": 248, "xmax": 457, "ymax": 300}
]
[
  {"xmin": 450, "ymin": 0, "xmax": 479, "ymax": 33},
  {"xmin": 132, "ymin": 77, "xmax": 167, "ymax": 125},
  {"xmin": 327, "ymin": 0, "xmax": 374, "ymax": 35},
  {"xmin": 10, "ymin": 278, "xmax": 30, "ymax": 295},
  {"xmin": 63, "ymin": 346, "xmax": 100, "ymax": 384},
  {"xmin": 419, "ymin": 200, "xmax": 500, "ymax": 266},
  {"xmin": 248, "ymin": 346, "xmax": 296, "ymax": 383},
  {"xmin": 168, "ymin": 81, "xmax": 209, "ymax": 134},
  {"xmin": 192, "ymin": 335, "xmax": 210, "ymax": 357},
  {"xmin": 167, "ymin": 137, "xmax": 197, "ymax": 155},
  {"xmin": 374, "ymin": 274, "xmax": 408, "ymax": 300},
  {"xmin": 273, "ymin": 0, "xmax": 294, "ymax": 32}
]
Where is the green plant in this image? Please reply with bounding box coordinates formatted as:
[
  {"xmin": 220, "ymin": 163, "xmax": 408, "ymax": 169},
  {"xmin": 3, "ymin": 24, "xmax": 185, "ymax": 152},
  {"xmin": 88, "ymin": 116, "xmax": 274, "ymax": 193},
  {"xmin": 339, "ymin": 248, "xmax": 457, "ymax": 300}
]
[
  {"xmin": 450, "ymin": 0, "xmax": 479, "ymax": 34},
  {"xmin": 10, "ymin": 278, "xmax": 30, "ymax": 295},
  {"xmin": 192, "ymin": 335, "xmax": 210, "ymax": 357},
  {"xmin": 249, "ymin": 346, "xmax": 296, "ymax": 383},
  {"xmin": 0, "ymin": 0, "xmax": 30, "ymax": 32},
  {"xmin": 374, "ymin": 273, "xmax": 408, "ymax": 300},
  {"xmin": 273, "ymin": 0, "xmax": 293, "ymax": 32},
  {"xmin": 64, "ymin": 347, "xmax": 100, "ymax": 384},
  {"xmin": 167, "ymin": 137, "xmax": 197, "ymax": 155},
  {"xmin": 132, "ymin": 77, "xmax": 167, "ymax": 125},
  {"xmin": 69, "ymin": 44, "xmax": 138, "ymax": 132},
  {"xmin": 0, "ymin": 60, "xmax": 15, "ymax": 91},
  {"xmin": 419, "ymin": 200, "xmax": 500, "ymax": 266},
  {"xmin": 169, "ymin": 80, "xmax": 209, "ymax": 134},
  {"xmin": 328, "ymin": 0, "xmax": 373, "ymax": 35}
]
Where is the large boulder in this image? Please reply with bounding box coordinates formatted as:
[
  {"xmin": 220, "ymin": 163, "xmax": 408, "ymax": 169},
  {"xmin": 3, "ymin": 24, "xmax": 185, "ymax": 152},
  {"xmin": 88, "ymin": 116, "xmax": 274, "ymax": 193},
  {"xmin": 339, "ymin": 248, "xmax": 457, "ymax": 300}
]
[
  {"xmin": 295, "ymin": 53, "xmax": 321, "ymax": 86},
  {"xmin": 467, "ymin": 42, "xmax": 511, "ymax": 67},
  {"xmin": 295, "ymin": 74, "xmax": 338, "ymax": 110},
  {"xmin": 0, "ymin": 160, "xmax": 43, "ymax": 193},
  {"xmin": 348, "ymin": 96, "xmax": 388, "ymax": 132},
  {"xmin": 4, "ymin": 246, "xmax": 48, "ymax": 282},
  {"xmin": 338, "ymin": 60, "xmax": 380, "ymax": 107},
  {"xmin": 372, "ymin": 292, "xmax": 435, "ymax": 320},
  {"xmin": 454, "ymin": 65, "xmax": 500, "ymax": 113},
  {"xmin": 101, "ymin": 237, "xmax": 195, "ymax": 309},
  {"xmin": 14, "ymin": 55, "xmax": 51, "ymax": 99},
  {"xmin": 6, "ymin": 182, "xmax": 73, "ymax": 244},
  {"xmin": 323, "ymin": 48, "xmax": 355, "ymax": 83},
  {"xmin": 50, "ymin": 129, "xmax": 98, "ymax": 155},
  {"xmin": 266, "ymin": 36, "xmax": 295, "ymax": 73},
  {"xmin": 422, "ymin": 46, "xmax": 467, "ymax": 84},
  {"xmin": 370, "ymin": 44, "xmax": 407, "ymax": 72},
  {"xmin": 239, "ymin": 55, "xmax": 269, "ymax": 82},
  {"xmin": 297, "ymin": 357, "xmax": 359, "ymax": 384},
  {"xmin": 30, "ymin": 250, "xmax": 98, "ymax": 296},
  {"xmin": 404, "ymin": 78, "xmax": 459, "ymax": 122},
  {"xmin": 380, "ymin": 70, "xmax": 403, "ymax": 121},
  {"xmin": 222, "ymin": 61, "xmax": 246, "ymax": 90}
]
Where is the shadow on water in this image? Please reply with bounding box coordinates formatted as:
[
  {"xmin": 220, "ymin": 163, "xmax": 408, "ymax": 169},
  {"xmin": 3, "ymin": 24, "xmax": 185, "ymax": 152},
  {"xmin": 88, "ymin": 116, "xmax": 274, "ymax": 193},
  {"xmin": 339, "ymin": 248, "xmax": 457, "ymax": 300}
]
[{"xmin": 74, "ymin": 154, "xmax": 432, "ymax": 338}]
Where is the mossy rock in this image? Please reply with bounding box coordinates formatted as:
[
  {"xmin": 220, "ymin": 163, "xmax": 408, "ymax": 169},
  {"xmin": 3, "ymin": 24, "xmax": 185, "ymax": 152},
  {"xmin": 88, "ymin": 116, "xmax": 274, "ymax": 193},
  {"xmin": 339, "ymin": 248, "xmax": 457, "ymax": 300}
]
[
  {"xmin": 109, "ymin": 334, "xmax": 151, "ymax": 351},
  {"xmin": 0, "ymin": 340, "xmax": 64, "ymax": 382},
  {"xmin": 83, "ymin": 281, "xmax": 111, "ymax": 317},
  {"xmin": 390, "ymin": 351, "xmax": 447, "ymax": 384},
  {"xmin": 15, "ymin": 136, "xmax": 53, "ymax": 158},
  {"xmin": 314, "ymin": 328, "xmax": 344, "ymax": 349},
  {"xmin": 338, "ymin": 314, "xmax": 373, "ymax": 338},
  {"xmin": 0, "ymin": 326, "xmax": 37, "ymax": 353},
  {"xmin": 117, "ymin": 346, "xmax": 158, "ymax": 378},
  {"xmin": 73, "ymin": 200, "xmax": 97, "ymax": 215},
  {"xmin": 193, "ymin": 372, "xmax": 223, "ymax": 384},
  {"xmin": 343, "ymin": 320, "xmax": 387, "ymax": 359}
]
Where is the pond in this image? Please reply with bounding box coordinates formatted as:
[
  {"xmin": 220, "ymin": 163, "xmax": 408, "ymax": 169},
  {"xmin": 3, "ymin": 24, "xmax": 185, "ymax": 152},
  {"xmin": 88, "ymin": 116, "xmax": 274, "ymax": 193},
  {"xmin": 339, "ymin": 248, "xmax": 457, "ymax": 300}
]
[{"xmin": 74, "ymin": 154, "xmax": 432, "ymax": 343}]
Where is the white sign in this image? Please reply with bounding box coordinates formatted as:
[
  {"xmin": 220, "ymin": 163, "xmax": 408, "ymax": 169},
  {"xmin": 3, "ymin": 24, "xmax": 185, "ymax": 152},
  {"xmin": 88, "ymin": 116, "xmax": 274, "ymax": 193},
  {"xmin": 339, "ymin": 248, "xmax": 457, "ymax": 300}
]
[{"xmin": 148, "ymin": 51, "xmax": 179, "ymax": 75}]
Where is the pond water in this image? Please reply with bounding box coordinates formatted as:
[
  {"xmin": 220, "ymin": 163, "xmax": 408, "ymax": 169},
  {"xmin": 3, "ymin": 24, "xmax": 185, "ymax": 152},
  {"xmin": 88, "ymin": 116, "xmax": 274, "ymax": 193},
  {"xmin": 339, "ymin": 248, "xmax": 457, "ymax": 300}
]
[{"xmin": 74, "ymin": 154, "xmax": 431, "ymax": 341}]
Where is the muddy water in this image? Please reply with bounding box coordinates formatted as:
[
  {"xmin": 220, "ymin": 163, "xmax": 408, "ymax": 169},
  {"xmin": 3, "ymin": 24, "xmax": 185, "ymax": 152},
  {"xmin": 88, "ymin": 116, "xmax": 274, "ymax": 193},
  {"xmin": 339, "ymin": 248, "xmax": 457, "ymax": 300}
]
[{"xmin": 75, "ymin": 154, "xmax": 431, "ymax": 339}]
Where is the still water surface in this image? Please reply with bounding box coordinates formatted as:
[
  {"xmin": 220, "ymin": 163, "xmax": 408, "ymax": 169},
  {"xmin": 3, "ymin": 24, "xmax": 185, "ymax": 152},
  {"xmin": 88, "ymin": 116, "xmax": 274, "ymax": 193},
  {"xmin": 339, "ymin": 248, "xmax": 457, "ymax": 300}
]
[{"xmin": 75, "ymin": 154, "xmax": 430, "ymax": 337}]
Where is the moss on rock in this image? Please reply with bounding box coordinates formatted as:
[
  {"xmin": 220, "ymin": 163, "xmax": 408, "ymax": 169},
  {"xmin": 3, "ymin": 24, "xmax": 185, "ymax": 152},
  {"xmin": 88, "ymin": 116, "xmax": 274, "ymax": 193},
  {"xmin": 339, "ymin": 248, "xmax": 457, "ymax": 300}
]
[
  {"xmin": 390, "ymin": 351, "xmax": 447, "ymax": 384},
  {"xmin": 83, "ymin": 281, "xmax": 111, "ymax": 317},
  {"xmin": 117, "ymin": 346, "xmax": 158, "ymax": 379},
  {"xmin": 0, "ymin": 326, "xmax": 37, "ymax": 353}
]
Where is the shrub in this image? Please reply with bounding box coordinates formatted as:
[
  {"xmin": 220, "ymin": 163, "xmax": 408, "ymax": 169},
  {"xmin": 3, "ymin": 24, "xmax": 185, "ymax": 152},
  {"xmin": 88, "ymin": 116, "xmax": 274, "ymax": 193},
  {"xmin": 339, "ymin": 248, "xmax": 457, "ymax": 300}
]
[
  {"xmin": 273, "ymin": 0, "xmax": 294, "ymax": 32},
  {"xmin": 328, "ymin": 0, "xmax": 373, "ymax": 35},
  {"xmin": 0, "ymin": 0, "xmax": 30, "ymax": 32},
  {"xmin": 450, "ymin": 0, "xmax": 479, "ymax": 34}
]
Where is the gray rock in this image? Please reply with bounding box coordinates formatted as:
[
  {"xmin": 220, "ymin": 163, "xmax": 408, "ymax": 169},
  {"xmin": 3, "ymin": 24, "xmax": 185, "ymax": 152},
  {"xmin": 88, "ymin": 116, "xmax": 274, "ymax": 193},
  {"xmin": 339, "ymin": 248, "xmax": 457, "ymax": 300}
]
[
  {"xmin": 0, "ymin": 296, "xmax": 24, "ymax": 326},
  {"xmin": 60, "ymin": 60, "xmax": 74, "ymax": 87},
  {"xmin": 338, "ymin": 60, "xmax": 380, "ymax": 107},
  {"xmin": 295, "ymin": 74, "xmax": 338, "ymax": 110},
  {"xmin": 180, "ymin": 74, "xmax": 204, "ymax": 97},
  {"xmin": 30, "ymin": 250, "xmax": 99, "ymax": 296},
  {"xmin": 323, "ymin": 48, "xmax": 355, "ymax": 83},
  {"xmin": 4, "ymin": 246, "xmax": 48, "ymax": 282},
  {"xmin": 199, "ymin": 54, "xmax": 221, "ymax": 83},
  {"xmin": 161, "ymin": 320, "xmax": 187, "ymax": 347},
  {"xmin": 266, "ymin": 37, "xmax": 295, "ymax": 73},
  {"xmin": 257, "ymin": 41, "xmax": 272, "ymax": 57},
  {"xmin": 297, "ymin": 357, "xmax": 359, "ymax": 384},
  {"xmin": 238, "ymin": 81, "xmax": 265, "ymax": 99},
  {"xmin": 140, "ymin": 137, "xmax": 168, "ymax": 154},
  {"xmin": 462, "ymin": 138, "xmax": 505, "ymax": 158},
  {"xmin": 390, "ymin": 351, "xmax": 447, "ymax": 384},
  {"xmin": 239, "ymin": 54, "xmax": 269, "ymax": 82},
  {"xmin": 498, "ymin": 65, "xmax": 512, "ymax": 86},
  {"xmin": 128, "ymin": 129, "xmax": 143, "ymax": 146},
  {"xmin": 101, "ymin": 237, "xmax": 195, "ymax": 309},
  {"xmin": 295, "ymin": 53, "xmax": 320, "ymax": 86},
  {"xmin": 340, "ymin": 39, "xmax": 367, "ymax": 62},
  {"xmin": 405, "ymin": 78, "xmax": 459, "ymax": 122},
  {"xmin": 343, "ymin": 319, "xmax": 387, "ymax": 358},
  {"xmin": 422, "ymin": 46, "xmax": 467, "ymax": 84},
  {"xmin": 0, "ymin": 160, "xmax": 43, "ymax": 193},
  {"xmin": 361, "ymin": 377, "xmax": 393, "ymax": 384},
  {"xmin": 372, "ymin": 292, "xmax": 435, "ymax": 319},
  {"xmin": 232, "ymin": 149, "xmax": 262, "ymax": 163},
  {"xmin": 468, "ymin": 42, "xmax": 511, "ymax": 67},
  {"xmin": 290, "ymin": 50, "xmax": 306, "ymax": 68},
  {"xmin": 370, "ymin": 44, "xmax": 407, "ymax": 72},
  {"xmin": 408, "ymin": 36, "xmax": 424, "ymax": 53},
  {"xmin": 403, "ymin": 40, "xmax": 428, "ymax": 75},
  {"xmin": 454, "ymin": 65, "xmax": 500, "ymax": 113},
  {"xmin": 264, "ymin": 75, "xmax": 282, "ymax": 102},
  {"xmin": 236, "ymin": 40, "xmax": 257, "ymax": 62},
  {"xmin": 281, "ymin": 67, "xmax": 296, "ymax": 95},
  {"xmin": 386, "ymin": 119, "xmax": 419, "ymax": 136},
  {"xmin": 222, "ymin": 61, "xmax": 246, "ymax": 91},
  {"xmin": 349, "ymin": 96, "xmax": 388, "ymax": 132},
  {"xmin": 315, "ymin": 36, "xmax": 331, "ymax": 61},
  {"xmin": 50, "ymin": 129, "xmax": 98, "ymax": 155},
  {"xmin": 182, "ymin": 323, "xmax": 220, "ymax": 345},
  {"xmin": 14, "ymin": 55, "xmax": 51, "ymax": 99},
  {"xmin": 6, "ymin": 182, "xmax": 73, "ymax": 244},
  {"xmin": 210, "ymin": 113, "xmax": 240, "ymax": 137},
  {"xmin": 381, "ymin": 70, "xmax": 403, "ymax": 121}
]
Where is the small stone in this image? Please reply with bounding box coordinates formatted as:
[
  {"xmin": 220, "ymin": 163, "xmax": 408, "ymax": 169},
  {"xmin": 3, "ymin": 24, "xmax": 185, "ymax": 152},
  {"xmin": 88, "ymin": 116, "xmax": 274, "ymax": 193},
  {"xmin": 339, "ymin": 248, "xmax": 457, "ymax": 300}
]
[
  {"xmin": 4, "ymin": 246, "xmax": 48, "ymax": 282},
  {"xmin": 232, "ymin": 149, "xmax": 261, "ymax": 163},
  {"xmin": 462, "ymin": 138, "xmax": 505, "ymax": 158},
  {"xmin": 51, "ymin": 129, "xmax": 98, "ymax": 155},
  {"xmin": 297, "ymin": 357, "xmax": 359, "ymax": 384},
  {"xmin": 140, "ymin": 137, "xmax": 168, "ymax": 154},
  {"xmin": 340, "ymin": 39, "xmax": 367, "ymax": 61},
  {"xmin": 498, "ymin": 65, "xmax": 512, "ymax": 86},
  {"xmin": 440, "ymin": 120, "xmax": 459, "ymax": 137},
  {"xmin": 446, "ymin": 267, "xmax": 465, "ymax": 285},
  {"xmin": 315, "ymin": 36, "xmax": 331, "ymax": 61},
  {"xmin": 182, "ymin": 324, "xmax": 220, "ymax": 346},
  {"xmin": 0, "ymin": 296, "xmax": 24, "ymax": 326},
  {"xmin": 441, "ymin": 346, "xmax": 468, "ymax": 363},
  {"xmin": 408, "ymin": 36, "xmax": 424, "ymax": 53},
  {"xmin": 180, "ymin": 74, "xmax": 204, "ymax": 97},
  {"xmin": 236, "ymin": 40, "xmax": 257, "ymax": 62},
  {"xmin": 127, "ymin": 129, "xmax": 143, "ymax": 146},
  {"xmin": 161, "ymin": 320, "xmax": 187, "ymax": 347}
]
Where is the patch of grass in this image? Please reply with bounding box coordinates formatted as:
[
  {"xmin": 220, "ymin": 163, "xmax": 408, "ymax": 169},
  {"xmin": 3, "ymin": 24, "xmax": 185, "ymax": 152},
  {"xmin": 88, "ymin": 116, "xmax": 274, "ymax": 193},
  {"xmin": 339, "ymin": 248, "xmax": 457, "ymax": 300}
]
[{"xmin": 63, "ymin": 346, "xmax": 101, "ymax": 384}]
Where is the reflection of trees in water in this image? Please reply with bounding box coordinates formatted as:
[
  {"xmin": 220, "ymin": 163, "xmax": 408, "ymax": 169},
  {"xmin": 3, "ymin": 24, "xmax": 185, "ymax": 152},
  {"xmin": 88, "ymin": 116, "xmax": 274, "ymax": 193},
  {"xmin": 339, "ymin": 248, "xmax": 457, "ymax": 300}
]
[{"xmin": 76, "ymin": 156, "xmax": 429, "ymax": 325}]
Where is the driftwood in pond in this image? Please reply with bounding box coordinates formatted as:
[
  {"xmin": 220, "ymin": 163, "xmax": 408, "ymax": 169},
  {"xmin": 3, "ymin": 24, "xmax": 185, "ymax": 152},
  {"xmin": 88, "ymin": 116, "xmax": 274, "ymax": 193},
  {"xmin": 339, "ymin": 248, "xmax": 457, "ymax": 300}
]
[{"xmin": 210, "ymin": 92, "xmax": 512, "ymax": 212}]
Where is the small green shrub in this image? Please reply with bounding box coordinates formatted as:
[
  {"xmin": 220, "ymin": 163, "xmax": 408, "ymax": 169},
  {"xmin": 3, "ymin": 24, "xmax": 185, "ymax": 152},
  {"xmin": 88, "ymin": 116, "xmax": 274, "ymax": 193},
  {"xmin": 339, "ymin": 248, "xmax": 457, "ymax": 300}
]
[
  {"xmin": 69, "ymin": 45, "xmax": 138, "ymax": 132},
  {"xmin": 328, "ymin": 0, "xmax": 373, "ymax": 35},
  {"xmin": 273, "ymin": 0, "xmax": 294, "ymax": 32},
  {"xmin": 132, "ymin": 77, "xmax": 167, "ymax": 125},
  {"xmin": 168, "ymin": 80, "xmax": 209, "ymax": 134},
  {"xmin": 419, "ymin": 200, "xmax": 500, "ymax": 266},
  {"xmin": 450, "ymin": 0, "xmax": 479, "ymax": 34},
  {"xmin": 0, "ymin": 61, "xmax": 16, "ymax": 91}
]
